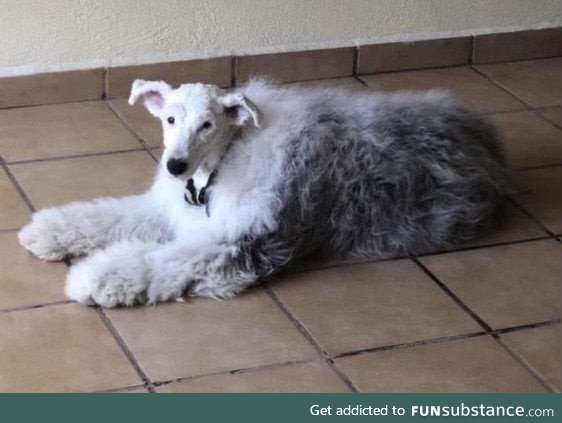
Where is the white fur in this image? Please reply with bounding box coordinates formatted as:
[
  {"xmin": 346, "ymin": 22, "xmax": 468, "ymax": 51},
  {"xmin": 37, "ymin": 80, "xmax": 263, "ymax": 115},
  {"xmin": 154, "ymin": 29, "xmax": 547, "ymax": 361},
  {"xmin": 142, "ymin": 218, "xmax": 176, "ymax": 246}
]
[{"xmin": 19, "ymin": 79, "xmax": 288, "ymax": 307}]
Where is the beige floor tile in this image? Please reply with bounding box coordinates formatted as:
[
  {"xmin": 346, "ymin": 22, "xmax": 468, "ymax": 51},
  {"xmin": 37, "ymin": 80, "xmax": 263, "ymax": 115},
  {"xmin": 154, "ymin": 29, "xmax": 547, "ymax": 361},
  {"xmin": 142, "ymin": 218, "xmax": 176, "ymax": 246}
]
[
  {"xmin": 477, "ymin": 58, "xmax": 562, "ymax": 108},
  {"xmin": 359, "ymin": 67, "xmax": 524, "ymax": 114},
  {"xmin": 336, "ymin": 336, "xmax": 546, "ymax": 392},
  {"xmin": 0, "ymin": 102, "xmax": 142, "ymax": 162},
  {"xmin": 107, "ymin": 289, "xmax": 317, "ymax": 382},
  {"xmin": 501, "ymin": 325, "xmax": 562, "ymax": 390},
  {"xmin": 272, "ymin": 259, "xmax": 482, "ymax": 355},
  {"xmin": 0, "ymin": 171, "xmax": 29, "ymax": 229},
  {"xmin": 157, "ymin": 361, "xmax": 349, "ymax": 393},
  {"xmin": 489, "ymin": 111, "xmax": 562, "ymax": 169},
  {"xmin": 421, "ymin": 240, "xmax": 562, "ymax": 329},
  {"xmin": 287, "ymin": 77, "xmax": 366, "ymax": 90},
  {"xmin": 513, "ymin": 167, "xmax": 562, "ymax": 234},
  {"xmin": 9, "ymin": 151, "xmax": 156, "ymax": 209},
  {"xmin": 537, "ymin": 107, "xmax": 562, "ymax": 128},
  {"xmin": 0, "ymin": 303, "xmax": 140, "ymax": 392},
  {"xmin": 0, "ymin": 232, "xmax": 67, "ymax": 309},
  {"xmin": 109, "ymin": 99, "xmax": 162, "ymax": 148}
]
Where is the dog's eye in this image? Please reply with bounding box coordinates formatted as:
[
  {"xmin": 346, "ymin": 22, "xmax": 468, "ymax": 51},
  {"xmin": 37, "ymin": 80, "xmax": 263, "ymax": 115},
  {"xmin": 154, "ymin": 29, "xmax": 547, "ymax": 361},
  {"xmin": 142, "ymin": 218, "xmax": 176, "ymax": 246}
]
[
  {"xmin": 200, "ymin": 121, "xmax": 212, "ymax": 131},
  {"xmin": 167, "ymin": 116, "xmax": 175, "ymax": 124}
]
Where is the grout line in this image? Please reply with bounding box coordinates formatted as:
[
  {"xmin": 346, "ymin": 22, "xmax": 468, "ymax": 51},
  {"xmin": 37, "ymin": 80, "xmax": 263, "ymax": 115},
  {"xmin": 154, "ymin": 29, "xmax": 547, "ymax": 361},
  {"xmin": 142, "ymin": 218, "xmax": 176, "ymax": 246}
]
[
  {"xmin": 263, "ymin": 286, "xmax": 328, "ymax": 357},
  {"xmin": 229, "ymin": 358, "xmax": 315, "ymax": 376},
  {"xmin": 508, "ymin": 197, "xmax": 556, "ymax": 237},
  {"xmin": 532, "ymin": 108, "xmax": 562, "ymax": 131},
  {"xmin": 324, "ymin": 357, "xmax": 363, "ymax": 392},
  {"xmin": 230, "ymin": 56, "xmax": 236, "ymax": 88},
  {"xmin": 494, "ymin": 335, "xmax": 558, "ymax": 392},
  {"xmin": 103, "ymin": 67, "xmax": 109, "ymax": 99},
  {"xmin": 415, "ymin": 235, "xmax": 555, "ymax": 258},
  {"xmin": 0, "ymin": 300, "xmax": 73, "ymax": 314},
  {"xmin": 352, "ymin": 46, "xmax": 359, "ymax": 76},
  {"xmin": 469, "ymin": 35, "xmax": 475, "ymax": 65},
  {"xmin": 335, "ymin": 331, "xmax": 489, "ymax": 359},
  {"xmin": 479, "ymin": 108, "xmax": 526, "ymax": 116},
  {"xmin": 95, "ymin": 383, "xmax": 150, "ymax": 393},
  {"xmin": 476, "ymin": 54, "xmax": 562, "ymax": 66},
  {"xmin": 6, "ymin": 148, "xmax": 147, "ymax": 166},
  {"xmin": 515, "ymin": 163, "xmax": 562, "ymax": 172},
  {"xmin": 357, "ymin": 62, "xmax": 487, "ymax": 78},
  {"xmin": 1, "ymin": 161, "xmax": 36, "ymax": 212},
  {"xmin": 104, "ymin": 99, "xmax": 160, "ymax": 163},
  {"xmin": 263, "ymin": 284, "xmax": 360, "ymax": 392},
  {"xmin": 470, "ymin": 65, "xmax": 532, "ymax": 110},
  {"xmin": 0, "ymin": 227, "xmax": 20, "ymax": 233},
  {"xmin": 411, "ymin": 256, "xmax": 493, "ymax": 332},
  {"xmin": 283, "ymin": 74, "xmax": 352, "ymax": 85},
  {"xmin": 334, "ymin": 319, "xmax": 562, "ymax": 359},
  {"xmin": 95, "ymin": 307, "xmax": 155, "ymax": 393},
  {"xmin": 491, "ymin": 319, "xmax": 562, "ymax": 335},
  {"xmin": 0, "ymin": 97, "xmax": 103, "ymax": 112},
  {"xmin": 152, "ymin": 358, "xmax": 319, "ymax": 389},
  {"xmin": 284, "ymin": 75, "xmax": 366, "ymax": 87},
  {"xmin": 354, "ymin": 76, "xmax": 369, "ymax": 88}
]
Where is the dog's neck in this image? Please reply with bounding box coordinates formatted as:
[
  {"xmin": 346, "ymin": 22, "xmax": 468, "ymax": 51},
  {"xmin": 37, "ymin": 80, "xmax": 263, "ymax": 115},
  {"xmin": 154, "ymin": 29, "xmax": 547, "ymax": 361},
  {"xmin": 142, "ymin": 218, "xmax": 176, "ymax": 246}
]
[
  {"xmin": 184, "ymin": 169, "xmax": 217, "ymax": 207},
  {"xmin": 183, "ymin": 130, "xmax": 243, "ymax": 207}
]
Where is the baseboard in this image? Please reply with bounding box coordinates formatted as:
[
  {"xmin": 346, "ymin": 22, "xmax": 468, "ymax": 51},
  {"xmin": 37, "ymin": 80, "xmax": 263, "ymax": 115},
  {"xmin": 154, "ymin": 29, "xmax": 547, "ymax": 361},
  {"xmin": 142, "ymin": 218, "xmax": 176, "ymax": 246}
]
[{"xmin": 0, "ymin": 27, "xmax": 560, "ymax": 109}]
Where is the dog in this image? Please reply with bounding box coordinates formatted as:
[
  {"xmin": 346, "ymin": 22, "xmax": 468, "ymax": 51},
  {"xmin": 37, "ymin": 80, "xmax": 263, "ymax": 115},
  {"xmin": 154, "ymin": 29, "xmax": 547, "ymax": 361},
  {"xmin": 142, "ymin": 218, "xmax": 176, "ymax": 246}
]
[{"xmin": 18, "ymin": 78, "xmax": 509, "ymax": 307}]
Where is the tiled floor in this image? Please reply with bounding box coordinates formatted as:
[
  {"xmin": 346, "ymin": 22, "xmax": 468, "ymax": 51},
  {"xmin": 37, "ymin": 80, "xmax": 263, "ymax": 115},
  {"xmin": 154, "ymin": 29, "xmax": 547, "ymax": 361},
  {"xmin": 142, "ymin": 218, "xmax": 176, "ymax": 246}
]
[{"xmin": 0, "ymin": 59, "xmax": 560, "ymax": 392}]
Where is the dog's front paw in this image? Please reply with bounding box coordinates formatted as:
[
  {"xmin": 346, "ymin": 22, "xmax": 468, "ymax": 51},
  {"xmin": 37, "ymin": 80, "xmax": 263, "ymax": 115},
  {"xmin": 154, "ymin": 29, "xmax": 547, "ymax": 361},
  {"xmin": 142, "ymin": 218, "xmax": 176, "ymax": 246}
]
[
  {"xmin": 18, "ymin": 209, "xmax": 74, "ymax": 261},
  {"xmin": 65, "ymin": 243, "xmax": 153, "ymax": 307},
  {"xmin": 144, "ymin": 249, "xmax": 192, "ymax": 304}
]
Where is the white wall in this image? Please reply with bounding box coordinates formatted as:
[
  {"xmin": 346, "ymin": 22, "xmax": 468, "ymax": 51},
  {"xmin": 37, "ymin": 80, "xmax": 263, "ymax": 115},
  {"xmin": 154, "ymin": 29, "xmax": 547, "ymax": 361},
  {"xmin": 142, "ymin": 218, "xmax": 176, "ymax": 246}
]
[{"xmin": 1, "ymin": 0, "xmax": 561, "ymax": 76}]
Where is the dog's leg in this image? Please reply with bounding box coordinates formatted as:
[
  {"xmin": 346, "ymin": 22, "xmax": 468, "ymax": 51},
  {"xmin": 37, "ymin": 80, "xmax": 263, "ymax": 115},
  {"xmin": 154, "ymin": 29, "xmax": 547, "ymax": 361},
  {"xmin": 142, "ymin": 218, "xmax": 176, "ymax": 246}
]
[
  {"xmin": 18, "ymin": 195, "xmax": 171, "ymax": 261},
  {"xmin": 147, "ymin": 234, "xmax": 293, "ymax": 304},
  {"xmin": 65, "ymin": 240, "xmax": 159, "ymax": 307},
  {"xmin": 66, "ymin": 234, "xmax": 292, "ymax": 307},
  {"xmin": 64, "ymin": 240, "xmax": 252, "ymax": 307},
  {"xmin": 145, "ymin": 242, "xmax": 258, "ymax": 304}
]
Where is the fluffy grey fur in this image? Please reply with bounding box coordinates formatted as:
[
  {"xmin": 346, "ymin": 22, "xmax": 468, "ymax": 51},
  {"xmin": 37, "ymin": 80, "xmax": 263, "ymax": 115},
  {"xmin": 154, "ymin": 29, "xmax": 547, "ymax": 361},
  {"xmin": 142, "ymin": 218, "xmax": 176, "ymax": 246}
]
[{"xmin": 212, "ymin": 85, "xmax": 509, "ymax": 282}]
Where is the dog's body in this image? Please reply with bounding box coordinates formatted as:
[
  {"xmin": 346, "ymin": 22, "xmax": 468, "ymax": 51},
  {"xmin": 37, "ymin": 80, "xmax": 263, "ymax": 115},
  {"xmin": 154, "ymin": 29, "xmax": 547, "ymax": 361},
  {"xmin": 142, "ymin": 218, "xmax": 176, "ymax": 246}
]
[{"xmin": 19, "ymin": 80, "xmax": 509, "ymax": 307}]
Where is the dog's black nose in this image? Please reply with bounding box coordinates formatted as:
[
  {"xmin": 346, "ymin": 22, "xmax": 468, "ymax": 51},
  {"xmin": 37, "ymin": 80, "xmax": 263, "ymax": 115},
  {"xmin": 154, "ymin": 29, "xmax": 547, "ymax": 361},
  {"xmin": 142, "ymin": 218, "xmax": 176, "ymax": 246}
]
[{"xmin": 166, "ymin": 158, "xmax": 188, "ymax": 176}]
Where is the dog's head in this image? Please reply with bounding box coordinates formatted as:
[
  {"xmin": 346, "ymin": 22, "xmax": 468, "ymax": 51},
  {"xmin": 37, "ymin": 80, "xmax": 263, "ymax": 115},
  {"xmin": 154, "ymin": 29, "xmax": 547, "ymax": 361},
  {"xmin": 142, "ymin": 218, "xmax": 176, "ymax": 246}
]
[{"xmin": 129, "ymin": 79, "xmax": 261, "ymax": 179}]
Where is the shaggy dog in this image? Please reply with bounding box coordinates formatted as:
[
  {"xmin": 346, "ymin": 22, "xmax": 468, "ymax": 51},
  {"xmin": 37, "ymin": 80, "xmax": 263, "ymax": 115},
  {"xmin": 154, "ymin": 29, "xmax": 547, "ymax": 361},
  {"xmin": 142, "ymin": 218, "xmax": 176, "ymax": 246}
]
[{"xmin": 18, "ymin": 79, "xmax": 509, "ymax": 307}]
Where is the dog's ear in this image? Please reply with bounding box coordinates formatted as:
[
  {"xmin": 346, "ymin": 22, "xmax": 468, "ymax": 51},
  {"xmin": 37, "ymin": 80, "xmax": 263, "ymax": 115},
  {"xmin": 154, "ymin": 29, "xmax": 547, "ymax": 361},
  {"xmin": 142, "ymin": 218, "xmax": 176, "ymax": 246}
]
[
  {"xmin": 128, "ymin": 79, "xmax": 172, "ymax": 116},
  {"xmin": 219, "ymin": 92, "xmax": 261, "ymax": 128}
]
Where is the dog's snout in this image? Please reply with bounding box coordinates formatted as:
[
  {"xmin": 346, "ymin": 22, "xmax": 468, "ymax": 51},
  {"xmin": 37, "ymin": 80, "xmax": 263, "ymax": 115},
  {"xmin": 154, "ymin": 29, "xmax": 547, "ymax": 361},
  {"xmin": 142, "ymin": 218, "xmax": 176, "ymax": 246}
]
[{"xmin": 166, "ymin": 158, "xmax": 188, "ymax": 176}]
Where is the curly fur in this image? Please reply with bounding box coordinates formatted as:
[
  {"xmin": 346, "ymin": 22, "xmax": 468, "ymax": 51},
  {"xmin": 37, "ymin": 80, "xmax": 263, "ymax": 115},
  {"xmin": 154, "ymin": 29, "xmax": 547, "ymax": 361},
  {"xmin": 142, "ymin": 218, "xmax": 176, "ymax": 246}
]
[{"xmin": 18, "ymin": 79, "xmax": 509, "ymax": 307}]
